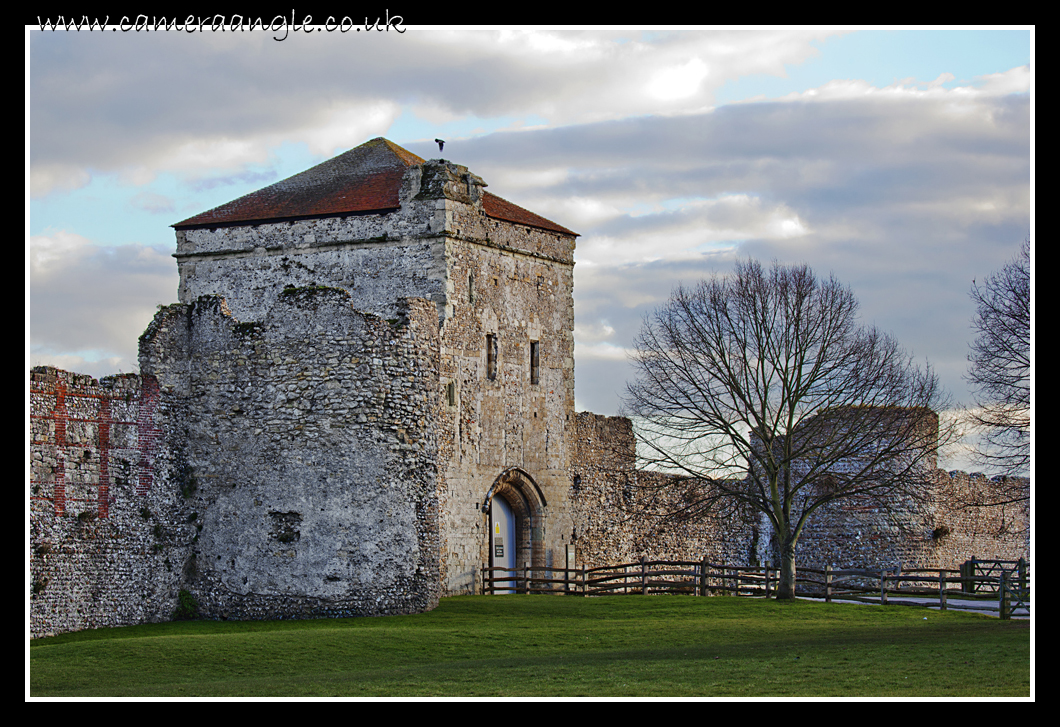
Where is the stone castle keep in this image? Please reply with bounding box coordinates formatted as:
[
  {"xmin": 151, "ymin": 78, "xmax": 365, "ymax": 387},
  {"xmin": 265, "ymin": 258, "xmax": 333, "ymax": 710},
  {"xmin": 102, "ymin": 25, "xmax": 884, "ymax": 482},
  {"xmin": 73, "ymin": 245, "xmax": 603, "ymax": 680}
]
[{"xmin": 30, "ymin": 139, "xmax": 1028, "ymax": 637}]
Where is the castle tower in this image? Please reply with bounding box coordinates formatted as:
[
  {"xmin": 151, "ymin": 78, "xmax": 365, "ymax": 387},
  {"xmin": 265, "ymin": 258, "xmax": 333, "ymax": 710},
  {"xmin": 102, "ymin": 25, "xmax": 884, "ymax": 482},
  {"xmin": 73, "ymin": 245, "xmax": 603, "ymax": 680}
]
[{"xmin": 170, "ymin": 137, "xmax": 579, "ymax": 600}]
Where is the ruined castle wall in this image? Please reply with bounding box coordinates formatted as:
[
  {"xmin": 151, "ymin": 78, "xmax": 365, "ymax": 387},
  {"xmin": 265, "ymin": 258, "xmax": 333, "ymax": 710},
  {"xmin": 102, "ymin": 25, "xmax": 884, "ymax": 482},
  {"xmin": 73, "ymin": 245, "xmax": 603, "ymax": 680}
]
[
  {"xmin": 567, "ymin": 413, "xmax": 1029, "ymax": 579},
  {"xmin": 788, "ymin": 470, "xmax": 1030, "ymax": 573},
  {"xmin": 567, "ymin": 413, "xmax": 756, "ymax": 570},
  {"xmin": 31, "ymin": 291, "xmax": 444, "ymax": 638},
  {"xmin": 139, "ymin": 289, "xmax": 443, "ymax": 621},
  {"xmin": 927, "ymin": 471, "xmax": 1030, "ymax": 564},
  {"xmin": 30, "ymin": 367, "xmax": 196, "ymax": 638}
]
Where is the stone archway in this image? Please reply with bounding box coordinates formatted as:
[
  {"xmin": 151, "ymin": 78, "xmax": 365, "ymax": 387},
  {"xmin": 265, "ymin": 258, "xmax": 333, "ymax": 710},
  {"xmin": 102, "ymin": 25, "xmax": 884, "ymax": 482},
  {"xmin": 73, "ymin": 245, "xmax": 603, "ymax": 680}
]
[{"xmin": 484, "ymin": 468, "xmax": 548, "ymax": 591}]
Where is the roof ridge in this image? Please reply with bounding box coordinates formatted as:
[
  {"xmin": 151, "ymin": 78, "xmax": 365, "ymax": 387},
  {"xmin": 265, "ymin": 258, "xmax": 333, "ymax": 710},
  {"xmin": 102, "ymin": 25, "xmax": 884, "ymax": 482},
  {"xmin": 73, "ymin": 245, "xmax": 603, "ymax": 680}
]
[{"xmin": 374, "ymin": 137, "xmax": 427, "ymax": 167}]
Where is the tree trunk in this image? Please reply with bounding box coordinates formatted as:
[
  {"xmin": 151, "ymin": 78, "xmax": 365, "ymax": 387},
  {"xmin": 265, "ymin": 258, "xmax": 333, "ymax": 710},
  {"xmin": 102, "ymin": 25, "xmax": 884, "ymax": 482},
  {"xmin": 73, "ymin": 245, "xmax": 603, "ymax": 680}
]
[{"xmin": 775, "ymin": 539, "xmax": 798, "ymax": 600}]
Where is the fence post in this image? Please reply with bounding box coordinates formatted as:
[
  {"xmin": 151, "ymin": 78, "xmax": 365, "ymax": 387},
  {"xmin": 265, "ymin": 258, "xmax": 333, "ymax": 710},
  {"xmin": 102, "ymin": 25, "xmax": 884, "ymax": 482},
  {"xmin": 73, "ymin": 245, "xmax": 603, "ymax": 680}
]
[
  {"xmin": 522, "ymin": 562, "xmax": 529, "ymax": 595},
  {"xmin": 641, "ymin": 555, "xmax": 648, "ymax": 595},
  {"xmin": 939, "ymin": 569, "xmax": 947, "ymax": 610},
  {"xmin": 565, "ymin": 545, "xmax": 572, "ymax": 594},
  {"xmin": 880, "ymin": 568, "xmax": 888, "ymax": 605},
  {"xmin": 999, "ymin": 571, "xmax": 1010, "ymax": 620},
  {"xmin": 764, "ymin": 563, "xmax": 770, "ymax": 598},
  {"xmin": 1017, "ymin": 557, "xmax": 1027, "ymax": 600},
  {"xmin": 700, "ymin": 555, "xmax": 709, "ymax": 596},
  {"xmin": 582, "ymin": 564, "xmax": 587, "ymax": 595},
  {"xmin": 825, "ymin": 565, "xmax": 832, "ymax": 603}
]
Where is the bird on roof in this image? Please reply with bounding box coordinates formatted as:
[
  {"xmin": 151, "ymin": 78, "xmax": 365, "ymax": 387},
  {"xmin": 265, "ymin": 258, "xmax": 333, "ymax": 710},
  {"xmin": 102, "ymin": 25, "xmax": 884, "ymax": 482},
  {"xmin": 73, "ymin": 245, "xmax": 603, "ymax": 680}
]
[{"xmin": 435, "ymin": 139, "xmax": 445, "ymax": 152}]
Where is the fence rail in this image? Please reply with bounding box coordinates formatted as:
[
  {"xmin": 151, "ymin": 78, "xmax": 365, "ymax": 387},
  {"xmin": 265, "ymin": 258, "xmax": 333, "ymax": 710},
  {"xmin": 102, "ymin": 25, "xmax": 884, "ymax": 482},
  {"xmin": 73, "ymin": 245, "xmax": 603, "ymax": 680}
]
[
  {"xmin": 481, "ymin": 556, "xmax": 1029, "ymax": 619},
  {"xmin": 482, "ymin": 557, "xmax": 778, "ymax": 598}
]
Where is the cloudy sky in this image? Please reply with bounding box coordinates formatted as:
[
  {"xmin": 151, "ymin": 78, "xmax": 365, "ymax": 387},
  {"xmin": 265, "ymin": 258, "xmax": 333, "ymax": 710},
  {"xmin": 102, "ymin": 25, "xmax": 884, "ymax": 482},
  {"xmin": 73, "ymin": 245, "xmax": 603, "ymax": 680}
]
[{"xmin": 28, "ymin": 25, "xmax": 1032, "ymax": 471}]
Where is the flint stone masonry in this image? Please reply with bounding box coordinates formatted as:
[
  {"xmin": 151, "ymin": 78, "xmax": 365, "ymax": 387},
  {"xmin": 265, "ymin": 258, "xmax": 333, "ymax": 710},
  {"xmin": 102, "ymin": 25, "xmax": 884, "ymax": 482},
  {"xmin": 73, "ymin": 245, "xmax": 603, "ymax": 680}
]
[
  {"xmin": 139, "ymin": 291, "xmax": 442, "ymax": 620},
  {"xmin": 567, "ymin": 413, "xmax": 756, "ymax": 569},
  {"xmin": 567, "ymin": 412, "xmax": 1028, "ymax": 579},
  {"xmin": 786, "ymin": 470, "xmax": 1030, "ymax": 574},
  {"xmin": 31, "ymin": 367, "xmax": 193, "ymax": 637},
  {"xmin": 30, "ymin": 138, "xmax": 1029, "ymax": 638}
]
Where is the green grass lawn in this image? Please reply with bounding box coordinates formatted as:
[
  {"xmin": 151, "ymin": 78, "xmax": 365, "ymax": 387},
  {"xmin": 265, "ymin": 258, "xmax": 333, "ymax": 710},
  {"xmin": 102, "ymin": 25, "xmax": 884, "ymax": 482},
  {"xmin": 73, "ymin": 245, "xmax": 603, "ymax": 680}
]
[{"xmin": 29, "ymin": 595, "xmax": 1031, "ymax": 697}]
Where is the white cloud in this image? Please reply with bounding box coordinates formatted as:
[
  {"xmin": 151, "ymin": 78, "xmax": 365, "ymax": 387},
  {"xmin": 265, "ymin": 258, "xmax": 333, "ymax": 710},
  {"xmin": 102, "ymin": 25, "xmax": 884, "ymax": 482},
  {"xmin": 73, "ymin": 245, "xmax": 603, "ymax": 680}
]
[
  {"xmin": 573, "ymin": 195, "xmax": 813, "ymax": 268},
  {"xmin": 300, "ymin": 101, "xmax": 403, "ymax": 157},
  {"xmin": 157, "ymin": 137, "xmax": 274, "ymax": 176},
  {"xmin": 30, "ymin": 28, "xmax": 846, "ymax": 196},
  {"xmin": 547, "ymin": 196, "xmax": 622, "ymax": 230},
  {"xmin": 494, "ymin": 29, "xmax": 608, "ymax": 58},
  {"xmin": 927, "ymin": 72, "xmax": 956, "ymax": 89},
  {"xmin": 574, "ymin": 320, "xmax": 616, "ymax": 344},
  {"xmin": 30, "ymin": 164, "xmax": 92, "ymax": 198},
  {"xmin": 129, "ymin": 191, "xmax": 176, "ymax": 214},
  {"xmin": 975, "ymin": 65, "xmax": 1031, "ymax": 95},
  {"xmin": 772, "ymin": 63, "xmax": 1030, "ymax": 104},
  {"xmin": 649, "ymin": 57, "xmax": 709, "ymax": 100},
  {"xmin": 771, "ymin": 215, "xmax": 809, "ymax": 239},
  {"xmin": 575, "ymin": 341, "xmax": 630, "ymax": 362},
  {"xmin": 29, "ymin": 229, "xmax": 94, "ymax": 273},
  {"xmin": 487, "ymin": 166, "xmax": 570, "ymax": 194}
]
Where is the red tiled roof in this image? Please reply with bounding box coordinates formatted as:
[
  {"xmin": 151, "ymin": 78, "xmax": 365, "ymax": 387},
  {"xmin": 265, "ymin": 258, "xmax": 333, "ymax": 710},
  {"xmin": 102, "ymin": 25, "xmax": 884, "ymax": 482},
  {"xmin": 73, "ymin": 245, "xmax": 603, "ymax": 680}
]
[
  {"xmin": 173, "ymin": 137, "xmax": 576, "ymax": 236},
  {"xmin": 173, "ymin": 138, "xmax": 423, "ymax": 229},
  {"xmin": 482, "ymin": 191, "xmax": 578, "ymax": 237}
]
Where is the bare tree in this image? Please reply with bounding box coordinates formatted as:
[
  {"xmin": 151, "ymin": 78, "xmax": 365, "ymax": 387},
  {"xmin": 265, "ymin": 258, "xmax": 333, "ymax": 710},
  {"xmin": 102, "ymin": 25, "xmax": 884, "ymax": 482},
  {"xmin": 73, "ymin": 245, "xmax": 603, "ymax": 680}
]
[
  {"xmin": 965, "ymin": 239, "xmax": 1030, "ymax": 487},
  {"xmin": 623, "ymin": 260, "xmax": 952, "ymax": 600}
]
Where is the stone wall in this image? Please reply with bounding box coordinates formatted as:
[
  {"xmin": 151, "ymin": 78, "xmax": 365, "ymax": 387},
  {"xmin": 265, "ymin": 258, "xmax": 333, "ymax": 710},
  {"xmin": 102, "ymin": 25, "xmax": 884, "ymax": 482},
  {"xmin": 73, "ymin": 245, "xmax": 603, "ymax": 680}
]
[
  {"xmin": 140, "ymin": 290, "xmax": 443, "ymax": 621},
  {"xmin": 30, "ymin": 367, "xmax": 194, "ymax": 638},
  {"xmin": 435, "ymin": 232, "xmax": 577, "ymax": 596},
  {"xmin": 176, "ymin": 226, "xmax": 447, "ymax": 324},
  {"xmin": 788, "ymin": 470, "xmax": 1030, "ymax": 573},
  {"xmin": 571, "ymin": 412, "xmax": 1029, "ymax": 578},
  {"xmin": 174, "ymin": 158, "xmax": 450, "ymax": 324},
  {"xmin": 567, "ymin": 413, "xmax": 757, "ymax": 570},
  {"xmin": 30, "ymin": 291, "xmax": 445, "ymax": 637},
  {"xmin": 30, "ymin": 374, "xmax": 1030, "ymax": 638}
]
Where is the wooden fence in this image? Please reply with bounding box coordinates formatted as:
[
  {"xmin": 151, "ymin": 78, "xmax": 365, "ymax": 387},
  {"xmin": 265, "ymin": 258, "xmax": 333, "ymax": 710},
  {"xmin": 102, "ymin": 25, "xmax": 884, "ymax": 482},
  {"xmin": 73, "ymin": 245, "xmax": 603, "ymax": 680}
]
[
  {"xmin": 481, "ymin": 556, "xmax": 1030, "ymax": 619},
  {"xmin": 483, "ymin": 556, "xmax": 792, "ymax": 599},
  {"xmin": 805, "ymin": 558, "xmax": 1030, "ymax": 619}
]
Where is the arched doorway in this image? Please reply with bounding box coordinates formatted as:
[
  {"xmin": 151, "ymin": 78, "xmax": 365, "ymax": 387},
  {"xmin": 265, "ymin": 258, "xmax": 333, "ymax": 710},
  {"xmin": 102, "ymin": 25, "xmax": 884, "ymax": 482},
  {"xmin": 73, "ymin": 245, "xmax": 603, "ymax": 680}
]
[{"xmin": 484, "ymin": 468, "xmax": 547, "ymax": 594}]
